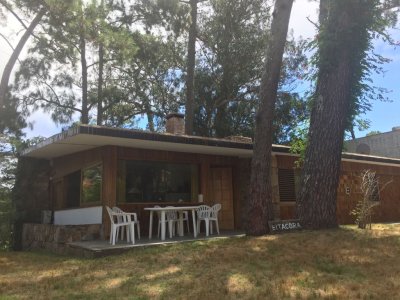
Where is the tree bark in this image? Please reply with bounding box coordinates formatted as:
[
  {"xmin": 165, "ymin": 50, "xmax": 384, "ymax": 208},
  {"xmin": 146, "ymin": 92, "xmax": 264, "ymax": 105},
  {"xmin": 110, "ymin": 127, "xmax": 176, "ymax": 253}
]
[
  {"xmin": 97, "ymin": 42, "xmax": 104, "ymax": 126},
  {"xmin": 0, "ymin": 9, "xmax": 45, "ymax": 111},
  {"xmin": 247, "ymin": 0, "xmax": 293, "ymax": 236},
  {"xmin": 184, "ymin": 0, "xmax": 197, "ymax": 135},
  {"xmin": 296, "ymin": 0, "xmax": 370, "ymax": 229},
  {"xmin": 79, "ymin": 10, "xmax": 89, "ymax": 124}
]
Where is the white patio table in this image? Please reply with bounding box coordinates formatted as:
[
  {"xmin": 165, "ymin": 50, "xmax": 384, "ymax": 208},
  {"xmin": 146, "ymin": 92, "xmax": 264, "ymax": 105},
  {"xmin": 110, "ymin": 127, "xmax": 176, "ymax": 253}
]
[{"xmin": 144, "ymin": 206, "xmax": 199, "ymax": 241}]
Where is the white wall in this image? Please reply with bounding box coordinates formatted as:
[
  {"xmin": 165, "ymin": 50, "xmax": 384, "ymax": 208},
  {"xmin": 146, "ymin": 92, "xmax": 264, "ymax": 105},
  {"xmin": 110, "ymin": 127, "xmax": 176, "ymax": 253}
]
[{"xmin": 54, "ymin": 206, "xmax": 103, "ymax": 225}]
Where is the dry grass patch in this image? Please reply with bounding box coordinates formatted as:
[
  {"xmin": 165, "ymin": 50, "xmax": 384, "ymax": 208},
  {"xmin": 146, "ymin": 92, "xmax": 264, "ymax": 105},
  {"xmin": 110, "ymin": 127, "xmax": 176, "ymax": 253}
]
[{"xmin": 1, "ymin": 224, "xmax": 400, "ymax": 299}]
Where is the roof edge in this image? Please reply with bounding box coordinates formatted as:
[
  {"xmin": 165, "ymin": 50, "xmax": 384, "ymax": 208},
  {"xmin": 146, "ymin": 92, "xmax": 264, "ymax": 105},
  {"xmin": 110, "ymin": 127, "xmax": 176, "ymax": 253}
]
[{"xmin": 21, "ymin": 126, "xmax": 81, "ymax": 156}]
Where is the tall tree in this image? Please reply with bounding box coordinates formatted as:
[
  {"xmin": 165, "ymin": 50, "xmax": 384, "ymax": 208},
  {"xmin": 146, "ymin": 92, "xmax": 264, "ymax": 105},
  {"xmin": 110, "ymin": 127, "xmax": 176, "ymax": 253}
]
[
  {"xmin": 184, "ymin": 0, "xmax": 199, "ymax": 135},
  {"xmin": 296, "ymin": 0, "xmax": 385, "ymax": 229},
  {"xmin": 194, "ymin": 0, "xmax": 269, "ymax": 137},
  {"xmin": 247, "ymin": 0, "xmax": 293, "ymax": 235},
  {"xmin": 13, "ymin": 0, "xmax": 138, "ymax": 126},
  {"xmin": 0, "ymin": 0, "xmax": 46, "ymax": 113}
]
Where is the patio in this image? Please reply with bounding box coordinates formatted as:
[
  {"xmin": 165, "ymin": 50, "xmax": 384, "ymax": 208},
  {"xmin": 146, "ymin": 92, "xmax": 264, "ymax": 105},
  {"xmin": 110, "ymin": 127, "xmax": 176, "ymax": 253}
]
[{"xmin": 68, "ymin": 231, "xmax": 245, "ymax": 258}]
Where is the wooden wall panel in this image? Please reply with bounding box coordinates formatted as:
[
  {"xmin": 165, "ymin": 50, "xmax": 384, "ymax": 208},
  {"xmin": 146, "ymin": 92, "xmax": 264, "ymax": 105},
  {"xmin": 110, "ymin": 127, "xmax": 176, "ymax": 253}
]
[
  {"xmin": 210, "ymin": 167, "xmax": 234, "ymax": 230},
  {"xmin": 276, "ymin": 155, "xmax": 298, "ymax": 169},
  {"xmin": 227, "ymin": 158, "xmax": 251, "ymax": 230},
  {"xmin": 102, "ymin": 146, "xmax": 118, "ymax": 236},
  {"xmin": 280, "ymin": 204, "xmax": 295, "ymax": 220},
  {"xmin": 52, "ymin": 148, "xmax": 103, "ymax": 179}
]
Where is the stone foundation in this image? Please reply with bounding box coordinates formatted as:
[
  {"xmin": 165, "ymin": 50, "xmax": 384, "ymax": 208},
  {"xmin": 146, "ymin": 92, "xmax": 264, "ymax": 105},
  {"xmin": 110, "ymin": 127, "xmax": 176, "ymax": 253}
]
[{"xmin": 22, "ymin": 223, "xmax": 102, "ymax": 255}]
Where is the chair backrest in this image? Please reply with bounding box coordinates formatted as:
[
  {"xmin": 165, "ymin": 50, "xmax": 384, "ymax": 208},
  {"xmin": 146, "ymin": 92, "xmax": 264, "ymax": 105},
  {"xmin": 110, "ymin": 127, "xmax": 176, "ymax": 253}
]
[
  {"xmin": 209, "ymin": 204, "xmax": 221, "ymax": 218},
  {"xmin": 106, "ymin": 206, "xmax": 116, "ymax": 225},
  {"xmin": 112, "ymin": 206, "xmax": 126, "ymax": 223},
  {"xmin": 165, "ymin": 206, "xmax": 178, "ymax": 220},
  {"xmin": 196, "ymin": 205, "xmax": 210, "ymax": 219}
]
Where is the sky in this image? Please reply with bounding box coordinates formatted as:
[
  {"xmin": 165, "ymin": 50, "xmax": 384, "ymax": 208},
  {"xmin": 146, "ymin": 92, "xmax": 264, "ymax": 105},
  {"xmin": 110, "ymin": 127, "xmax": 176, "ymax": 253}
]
[{"xmin": 0, "ymin": 0, "xmax": 399, "ymax": 139}]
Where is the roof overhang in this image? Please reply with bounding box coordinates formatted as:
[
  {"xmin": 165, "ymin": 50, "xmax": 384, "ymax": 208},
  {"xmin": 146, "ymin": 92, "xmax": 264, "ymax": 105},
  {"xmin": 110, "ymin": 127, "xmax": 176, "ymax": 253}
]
[
  {"xmin": 22, "ymin": 125, "xmax": 289, "ymax": 159},
  {"xmin": 21, "ymin": 125, "xmax": 400, "ymax": 168}
]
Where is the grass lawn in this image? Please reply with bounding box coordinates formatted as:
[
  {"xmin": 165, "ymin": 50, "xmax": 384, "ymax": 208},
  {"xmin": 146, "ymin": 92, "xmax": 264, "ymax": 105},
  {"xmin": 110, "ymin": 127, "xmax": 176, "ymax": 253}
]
[{"xmin": 1, "ymin": 224, "xmax": 400, "ymax": 299}]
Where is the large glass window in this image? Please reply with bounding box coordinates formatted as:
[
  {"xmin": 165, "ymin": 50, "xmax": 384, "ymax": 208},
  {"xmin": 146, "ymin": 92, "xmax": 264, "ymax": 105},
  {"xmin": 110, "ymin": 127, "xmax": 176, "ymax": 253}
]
[
  {"xmin": 53, "ymin": 163, "xmax": 102, "ymax": 209},
  {"xmin": 81, "ymin": 164, "xmax": 102, "ymax": 204},
  {"xmin": 117, "ymin": 160, "xmax": 198, "ymax": 203}
]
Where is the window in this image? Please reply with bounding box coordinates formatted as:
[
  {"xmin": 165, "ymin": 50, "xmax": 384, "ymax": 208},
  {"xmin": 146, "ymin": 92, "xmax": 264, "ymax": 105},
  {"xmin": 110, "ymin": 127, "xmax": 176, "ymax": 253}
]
[
  {"xmin": 117, "ymin": 160, "xmax": 198, "ymax": 203},
  {"xmin": 65, "ymin": 170, "xmax": 81, "ymax": 208},
  {"xmin": 81, "ymin": 164, "xmax": 102, "ymax": 204},
  {"xmin": 278, "ymin": 168, "xmax": 298, "ymax": 202}
]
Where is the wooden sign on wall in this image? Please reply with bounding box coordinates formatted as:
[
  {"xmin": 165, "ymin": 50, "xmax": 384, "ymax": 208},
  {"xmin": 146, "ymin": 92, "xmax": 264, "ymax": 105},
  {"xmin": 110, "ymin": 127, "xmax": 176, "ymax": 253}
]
[{"xmin": 268, "ymin": 219, "xmax": 302, "ymax": 234}]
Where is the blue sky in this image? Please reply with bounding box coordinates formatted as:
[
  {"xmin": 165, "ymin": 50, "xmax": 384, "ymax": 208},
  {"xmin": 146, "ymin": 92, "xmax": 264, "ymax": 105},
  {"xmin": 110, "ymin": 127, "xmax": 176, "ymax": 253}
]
[
  {"xmin": 361, "ymin": 36, "xmax": 400, "ymax": 134},
  {"xmin": 0, "ymin": 0, "xmax": 399, "ymax": 139}
]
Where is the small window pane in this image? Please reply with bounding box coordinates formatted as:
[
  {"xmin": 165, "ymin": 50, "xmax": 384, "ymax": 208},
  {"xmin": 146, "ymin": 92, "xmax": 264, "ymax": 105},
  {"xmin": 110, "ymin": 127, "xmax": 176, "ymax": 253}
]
[{"xmin": 81, "ymin": 164, "xmax": 102, "ymax": 204}]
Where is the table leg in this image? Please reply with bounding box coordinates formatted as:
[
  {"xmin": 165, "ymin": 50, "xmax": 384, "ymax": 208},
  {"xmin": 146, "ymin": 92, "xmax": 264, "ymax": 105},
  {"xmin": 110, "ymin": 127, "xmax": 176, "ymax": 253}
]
[
  {"xmin": 178, "ymin": 211, "xmax": 184, "ymax": 237},
  {"xmin": 130, "ymin": 223, "xmax": 135, "ymax": 244},
  {"xmin": 161, "ymin": 211, "xmax": 166, "ymax": 241},
  {"xmin": 149, "ymin": 211, "xmax": 153, "ymax": 239},
  {"xmin": 191, "ymin": 209, "xmax": 197, "ymax": 238}
]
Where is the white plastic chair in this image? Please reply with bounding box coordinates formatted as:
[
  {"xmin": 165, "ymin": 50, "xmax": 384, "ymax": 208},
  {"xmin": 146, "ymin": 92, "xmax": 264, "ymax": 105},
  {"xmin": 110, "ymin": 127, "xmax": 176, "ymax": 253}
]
[
  {"xmin": 112, "ymin": 207, "xmax": 141, "ymax": 240},
  {"xmin": 196, "ymin": 205, "xmax": 211, "ymax": 236},
  {"xmin": 106, "ymin": 206, "xmax": 135, "ymax": 245},
  {"xmin": 182, "ymin": 211, "xmax": 190, "ymax": 234},
  {"xmin": 165, "ymin": 206, "xmax": 179, "ymax": 238},
  {"xmin": 209, "ymin": 204, "xmax": 221, "ymax": 235}
]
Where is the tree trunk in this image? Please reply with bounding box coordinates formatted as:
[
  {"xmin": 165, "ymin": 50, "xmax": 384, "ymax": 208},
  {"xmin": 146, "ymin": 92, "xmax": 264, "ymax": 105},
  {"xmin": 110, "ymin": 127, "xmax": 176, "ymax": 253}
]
[
  {"xmin": 214, "ymin": 105, "xmax": 228, "ymax": 137},
  {"xmin": 184, "ymin": 0, "xmax": 197, "ymax": 135},
  {"xmin": 247, "ymin": 0, "xmax": 293, "ymax": 236},
  {"xmin": 0, "ymin": 9, "xmax": 45, "ymax": 111},
  {"xmin": 97, "ymin": 42, "xmax": 104, "ymax": 126},
  {"xmin": 296, "ymin": 0, "xmax": 370, "ymax": 229},
  {"xmin": 79, "ymin": 13, "xmax": 89, "ymax": 124}
]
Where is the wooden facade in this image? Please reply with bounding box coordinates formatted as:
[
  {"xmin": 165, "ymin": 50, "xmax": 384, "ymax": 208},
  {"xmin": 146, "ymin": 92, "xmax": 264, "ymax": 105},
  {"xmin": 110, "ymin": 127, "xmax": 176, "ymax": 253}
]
[
  {"xmin": 50, "ymin": 146, "xmax": 246, "ymax": 236},
  {"xmin": 273, "ymin": 154, "xmax": 400, "ymax": 224},
  {"xmin": 49, "ymin": 144, "xmax": 400, "ymax": 238}
]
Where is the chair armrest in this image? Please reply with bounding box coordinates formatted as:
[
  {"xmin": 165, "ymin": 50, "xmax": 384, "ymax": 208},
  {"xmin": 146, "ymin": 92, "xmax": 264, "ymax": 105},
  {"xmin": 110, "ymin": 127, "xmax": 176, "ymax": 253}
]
[{"xmin": 124, "ymin": 212, "xmax": 138, "ymax": 222}]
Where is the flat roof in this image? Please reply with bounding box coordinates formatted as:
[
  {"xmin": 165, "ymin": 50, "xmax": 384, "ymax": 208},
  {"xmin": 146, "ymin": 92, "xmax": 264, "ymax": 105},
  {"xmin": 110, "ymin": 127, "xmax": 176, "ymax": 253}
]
[
  {"xmin": 21, "ymin": 125, "xmax": 400, "ymax": 167},
  {"xmin": 22, "ymin": 125, "xmax": 289, "ymax": 159}
]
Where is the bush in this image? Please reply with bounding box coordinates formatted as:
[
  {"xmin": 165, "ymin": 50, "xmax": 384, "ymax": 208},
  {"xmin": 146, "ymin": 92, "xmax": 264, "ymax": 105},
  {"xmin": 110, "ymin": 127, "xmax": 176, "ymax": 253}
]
[
  {"xmin": 0, "ymin": 188, "xmax": 13, "ymax": 250},
  {"xmin": 351, "ymin": 170, "xmax": 391, "ymax": 229}
]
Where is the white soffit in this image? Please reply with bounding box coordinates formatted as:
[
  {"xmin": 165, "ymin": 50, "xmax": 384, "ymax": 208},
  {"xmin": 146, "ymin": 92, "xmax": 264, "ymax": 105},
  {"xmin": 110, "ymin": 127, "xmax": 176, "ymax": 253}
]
[{"xmin": 24, "ymin": 133, "xmax": 254, "ymax": 159}]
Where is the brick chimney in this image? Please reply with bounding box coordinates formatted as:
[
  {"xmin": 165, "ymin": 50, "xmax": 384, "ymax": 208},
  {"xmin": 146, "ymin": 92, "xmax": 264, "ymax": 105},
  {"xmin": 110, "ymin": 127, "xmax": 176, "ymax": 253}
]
[{"xmin": 166, "ymin": 113, "xmax": 185, "ymax": 135}]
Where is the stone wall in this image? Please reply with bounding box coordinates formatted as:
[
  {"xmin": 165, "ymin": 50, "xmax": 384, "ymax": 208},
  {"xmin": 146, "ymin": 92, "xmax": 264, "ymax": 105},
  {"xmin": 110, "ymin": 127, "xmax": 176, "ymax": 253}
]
[
  {"xmin": 13, "ymin": 157, "xmax": 51, "ymax": 249},
  {"xmin": 22, "ymin": 223, "xmax": 102, "ymax": 255}
]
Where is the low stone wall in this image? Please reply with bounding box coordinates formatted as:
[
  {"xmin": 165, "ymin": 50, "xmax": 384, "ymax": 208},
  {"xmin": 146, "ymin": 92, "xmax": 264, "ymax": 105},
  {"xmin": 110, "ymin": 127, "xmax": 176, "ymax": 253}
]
[{"xmin": 22, "ymin": 223, "xmax": 103, "ymax": 255}]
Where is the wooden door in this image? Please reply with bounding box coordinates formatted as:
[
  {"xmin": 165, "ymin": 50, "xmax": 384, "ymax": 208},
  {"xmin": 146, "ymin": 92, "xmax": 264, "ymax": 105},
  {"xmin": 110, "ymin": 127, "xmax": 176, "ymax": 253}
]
[{"xmin": 210, "ymin": 167, "xmax": 234, "ymax": 230}]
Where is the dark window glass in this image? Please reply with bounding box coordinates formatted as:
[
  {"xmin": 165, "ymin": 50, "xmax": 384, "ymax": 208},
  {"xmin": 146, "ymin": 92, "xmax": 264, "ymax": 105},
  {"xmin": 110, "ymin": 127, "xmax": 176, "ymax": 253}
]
[
  {"xmin": 117, "ymin": 160, "xmax": 198, "ymax": 203},
  {"xmin": 81, "ymin": 164, "xmax": 102, "ymax": 204},
  {"xmin": 65, "ymin": 170, "xmax": 81, "ymax": 208}
]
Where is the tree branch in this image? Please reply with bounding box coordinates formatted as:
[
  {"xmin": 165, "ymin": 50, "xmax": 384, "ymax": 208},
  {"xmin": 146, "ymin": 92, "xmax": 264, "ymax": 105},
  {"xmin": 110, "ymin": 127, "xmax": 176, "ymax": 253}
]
[
  {"xmin": 306, "ymin": 16, "xmax": 319, "ymax": 30},
  {"xmin": 0, "ymin": 0, "xmax": 28, "ymax": 29}
]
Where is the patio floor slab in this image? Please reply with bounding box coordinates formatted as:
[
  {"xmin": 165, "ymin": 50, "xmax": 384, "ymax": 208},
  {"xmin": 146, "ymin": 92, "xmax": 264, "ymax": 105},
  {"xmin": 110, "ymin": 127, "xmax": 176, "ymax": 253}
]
[{"xmin": 68, "ymin": 231, "xmax": 245, "ymax": 258}]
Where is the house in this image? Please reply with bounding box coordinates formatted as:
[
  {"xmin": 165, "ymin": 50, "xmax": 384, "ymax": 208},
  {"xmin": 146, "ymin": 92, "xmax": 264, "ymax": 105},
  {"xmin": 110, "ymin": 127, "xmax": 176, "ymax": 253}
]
[
  {"xmin": 345, "ymin": 126, "xmax": 400, "ymax": 158},
  {"xmin": 16, "ymin": 114, "xmax": 400, "ymax": 252}
]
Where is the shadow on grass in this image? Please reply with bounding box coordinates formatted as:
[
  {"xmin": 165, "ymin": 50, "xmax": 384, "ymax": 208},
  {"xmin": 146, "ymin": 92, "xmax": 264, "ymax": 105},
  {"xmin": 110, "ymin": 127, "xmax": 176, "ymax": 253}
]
[{"xmin": 1, "ymin": 224, "xmax": 400, "ymax": 299}]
